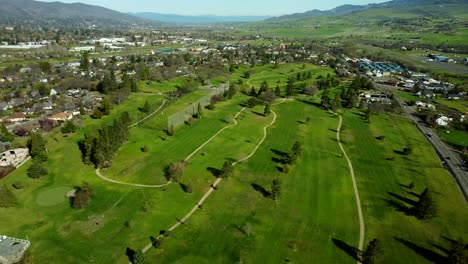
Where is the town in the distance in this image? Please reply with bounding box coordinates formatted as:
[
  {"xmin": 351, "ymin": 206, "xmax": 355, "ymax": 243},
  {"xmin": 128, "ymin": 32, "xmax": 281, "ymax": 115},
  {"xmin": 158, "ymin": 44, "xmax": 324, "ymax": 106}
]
[{"xmin": 0, "ymin": 0, "xmax": 467, "ymax": 263}]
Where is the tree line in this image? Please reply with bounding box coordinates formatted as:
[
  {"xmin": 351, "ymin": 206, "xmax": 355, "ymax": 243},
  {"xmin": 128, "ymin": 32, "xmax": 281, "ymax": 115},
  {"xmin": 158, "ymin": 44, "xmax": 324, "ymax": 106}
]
[{"xmin": 78, "ymin": 112, "xmax": 131, "ymax": 168}]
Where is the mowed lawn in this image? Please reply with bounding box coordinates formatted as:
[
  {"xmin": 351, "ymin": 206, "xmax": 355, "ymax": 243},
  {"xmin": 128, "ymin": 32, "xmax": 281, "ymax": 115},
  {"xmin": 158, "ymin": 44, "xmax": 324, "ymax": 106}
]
[
  {"xmin": 147, "ymin": 99, "xmax": 359, "ymax": 263},
  {"xmin": 341, "ymin": 109, "xmax": 468, "ymax": 263},
  {"xmin": 0, "ymin": 91, "xmax": 290, "ymax": 263}
]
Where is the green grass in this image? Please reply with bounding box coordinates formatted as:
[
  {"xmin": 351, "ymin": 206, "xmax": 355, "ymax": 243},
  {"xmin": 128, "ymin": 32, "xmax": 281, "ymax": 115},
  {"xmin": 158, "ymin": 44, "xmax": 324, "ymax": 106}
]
[
  {"xmin": 146, "ymin": 98, "xmax": 359, "ymax": 263},
  {"xmin": 437, "ymin": 128, "xmax": 468, "ymax": 148},
  {"xmin": 35, "ymin": 186, "xmax": 71, "ymax": 207},
  {"xmin": 341, "ymin": 109, "xmax": 468, "ymax": 263},
  {"xmin": 433, "ymin": 99, "xmax": 468, "ymax": 113},
  {"xmin": 1, "ymin": 68, "xmax": 467, "ymax": 264}
]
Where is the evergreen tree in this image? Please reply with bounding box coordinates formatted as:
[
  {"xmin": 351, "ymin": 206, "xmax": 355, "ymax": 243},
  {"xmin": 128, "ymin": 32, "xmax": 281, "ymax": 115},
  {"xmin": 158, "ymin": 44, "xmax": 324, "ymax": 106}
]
[
  {"xmin": 140, "ymin": 100, "xmax": 150, "ymax": 113},
  {"xmin": 195, "ymin": 102, "xmax": 204, "ymax": 118},
  {"xmin": 447, "ymin": 239, "xmax": 468, "ymax": 264},
  {"xmin": 264, "ymin": 103, "xmax": 271, "ymax": 116},
  {"xmin": 80, "ymin": 51, "xmax": 90, "ymax": 71},
  {"xmin": 332, "ymin": 93, "xmax": 342, "ymax": 110},
  {"xmin": 133, "ymin": 250, "xmax": 145, "ymax": 264},
  {"xmin": 168, "ymin": 125, "xmax": 175, "ymax": 136},
  {"xmin": 0, "ymin": 123, "xmax": 14, "ymax": 142},
  {"xmin": 362, "ymin": 239, "xmax": 383, "ymax": 264},
  {"xmin": 221, "ymin": 161, "xmax": 234, "ymax": 178},
  {"xmin": 275, "ymin": 85, "xmax": 281, "ymax": 97},
  {"xmin": 91, "ymin": 108, "xmax": 104, "ymax": 119},
  {"xmin": 321, "ymin": 92, "xmax": 331, "ymax": 108},
  {"xmin": 27, "ymin": 160, "xmax": 48, "ymax": 178},
  {"xmin": 413, "ymin": 188, "xmax": 437, "ymax": 219},
  {"xmin": 0, "ymin": 185, "xmax": 17, "ymax": 208},
  {"xmin": 292, "ymin": 141, "xmax": 302, "ymax": 156},
  {"xmin": 61, "ymin": 120, "xmax": 77, "ymax": 134},
  {"xmin": 27, "ymin": 133, "xmax": 47, "ymax": 162},
  {"xmin": 249, "ymin": 87, "xmax": 257, "ymax": 97},
  {"xmin": 131, "ymin": 80, "xmax": 139, "ymax": 93},
  {"xmin": 185, "ymin": 183, "xmax": 193, "ymax": 193},
  {"xmin": 286, "ymin": 78, "xmax": 295, "ymax": 97},
  {"xmin": 271, "ymin": 179, "xmax": 281, "ymax": 200},
  {"xmin": 100, "ymin": 99, "xmax": 112, "ymax": 115},
  {"xmin": 72, "ymin": 182, "xmax": 93, "ymax": 209}
]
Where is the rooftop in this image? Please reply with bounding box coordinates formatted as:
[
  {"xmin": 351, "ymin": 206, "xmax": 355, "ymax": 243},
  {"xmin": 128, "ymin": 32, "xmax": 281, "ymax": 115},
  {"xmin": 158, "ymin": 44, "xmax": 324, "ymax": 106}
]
[{"xmin": 0, "ymin": 235, "xmax": 30, "ymax": 264}]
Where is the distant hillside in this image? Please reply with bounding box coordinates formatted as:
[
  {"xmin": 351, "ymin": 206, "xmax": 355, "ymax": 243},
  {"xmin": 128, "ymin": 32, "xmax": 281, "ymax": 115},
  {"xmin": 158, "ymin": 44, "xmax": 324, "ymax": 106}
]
[
  {"xmin": 0, "ymin": 0, "xmax": 157, "ymax": 28},
  {"xmin": 270, "ymin": 0, "xmax": 468, "ymax": 20},
  {"xmin": 131, "ymin": 12, "xmax": 271, "ymax": 24},
  {"xmin": 249, "ymin": 0, "xmax": 468, "ymax": 48}
]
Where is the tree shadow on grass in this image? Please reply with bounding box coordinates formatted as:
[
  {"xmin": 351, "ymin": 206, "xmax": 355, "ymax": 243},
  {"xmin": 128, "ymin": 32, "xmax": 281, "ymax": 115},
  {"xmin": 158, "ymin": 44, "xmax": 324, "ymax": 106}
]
[
  {"xmin": 271, "ymin": 148, "xmax": 288, "ymax": 157},
  {"xmin": 179, "ymin": 182, "xmax": 188, "ymax": 192},
  {"xmin": 331, "ymin": 238, "xmax": 361, "ymax": 261},
  {"xmin": 394, "ymin": 237, "xmax": 446, "ymax": 263},
  {"xmin": 125, "ymin": 247, "xmax": 135, "ymax": 263},
  {"xmin": 388, "ymin": 192, "xmax": 417, "ymax": 206},
  {"xmin": 252, "ymin": 111, "xmax": 265, "ymax": 117},
  {"xmin": 352, "ymin": 111, "xmax": 366, "ymax": 120},
  {"xmin": 382, "ymin": 198, "xmax": 413, "ymax": 216},
  {"xmin": 296, "ymin": 98, "xmax": 324, "ymax": 109},
  {"xmin": 207, "ymin": 167, "xmax": 221, "ymax": 178},
  {"xmin": 251, "ymin": 183, "xmax": 270, "ymax": 198},
  {"xmin": 406, "ymin": 191, "xmax": 421, "ymax": 199},
  {"xmin": 428, "ymin": 242, "xmax": 450, "ymax": 255}
]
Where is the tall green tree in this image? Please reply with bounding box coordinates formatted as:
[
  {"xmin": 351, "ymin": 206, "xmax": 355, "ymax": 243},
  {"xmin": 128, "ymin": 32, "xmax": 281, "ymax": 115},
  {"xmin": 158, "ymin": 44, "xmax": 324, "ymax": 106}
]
[
  {"xmin": 27, "ymin": 160, "xmax": 48, "ymax": 179},
  {"xmin": 0, "ymin": 185, "xmax": 17, "ymax": 208},
  {"xmin": 275, "ymin": 85, "xmax": 281, "ymax": 97},
  {"xmin": 0, "ymin": 123, "xmax": 14, "ymax": 142},
  {"xmin": 133, "ymin": 250, "xmax": 145, "ymax": 264},
  {"xmin": 362, "ymin": 239, "xmax": 383, "ymax": 264},
  {"xmin": 286, "ymin": 77, "xmax": 295, "ymax": 97},
  {"xmin": 332, "ymin": 93, "xmax": 342, "ymax": 110},
  {"xmin": 292, "ymin": 141, "xmax": 302, "ymax": 156},
  {"xmin": 100, "ymin": 98, "xmax": 112, "ymax": 115},
  {"xmin": 72, "ymin": 182, "xmax": 93, "ymax": 209},
  {"xmin": 80, "ymin": 51, "xmax": 90, "ymax": 71},
  {"xmin": 447, "ymin": 239, "xmax": 468, "ymax": 264},
  {"xmin": 195, "ymin": 102, "xmax": 204, "ymax": 118},
  {"xmin": 413, "ymin": 188, "xmax": 437, "ymax": 219},
  {"xmin": 221, "ymin": 161, "xmax": 234, "ymax": 178},
  {"xmin": 271, "ymin": 179, "xmax": 281, "ymax": 200},
  {"xmin": 264, "ymin": 103, "xmax": 271, "ymax": 116},
  {"xmin": 27, "ymin": 133, "xmax": 47, "ymax": 162}
]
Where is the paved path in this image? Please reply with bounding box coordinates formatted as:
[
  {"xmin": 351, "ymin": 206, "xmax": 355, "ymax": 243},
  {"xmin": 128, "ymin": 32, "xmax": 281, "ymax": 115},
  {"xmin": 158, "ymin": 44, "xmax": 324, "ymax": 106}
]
[
  {"xmin": 96, "ymin": 107, "xmax": 247, "ymax": 188},
  {"xmin": 129, "ymin": 99, "xmax": 167, "ymax": 128},
  {"xmin": 141, "ymin": 98, "xmax": 286, "ymax": 253},
  {"xmin": 334, "ymin": 113, "xmax": 365, "ymax": 262}
]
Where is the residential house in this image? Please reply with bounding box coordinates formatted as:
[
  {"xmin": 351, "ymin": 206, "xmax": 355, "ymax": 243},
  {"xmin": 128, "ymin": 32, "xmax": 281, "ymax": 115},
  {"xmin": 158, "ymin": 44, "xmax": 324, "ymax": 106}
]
[
  {"xmin": 50, "ymin": 88, "xmax": 58, "ymax": 97},
  {"xmin": 436, "ymin": 116, "xmax": 452, "ymax": 127},
  {"xmin": 5, "ymin": 112, "xmax": 26, "ymax": 123},
  {"xmin": 22, "ymin": 108, "xmax": 35, "ymax": 116},
  {"xmin": 0, "ymin": 102, "xmax": 8, "ymax": 111},
  {"xmin": 48, "ymin": 112, "xmax": 73, "ymax": 122},
  {"xmin": 447, "ymin": 94, "xmax": 461, "ymax": 100}
]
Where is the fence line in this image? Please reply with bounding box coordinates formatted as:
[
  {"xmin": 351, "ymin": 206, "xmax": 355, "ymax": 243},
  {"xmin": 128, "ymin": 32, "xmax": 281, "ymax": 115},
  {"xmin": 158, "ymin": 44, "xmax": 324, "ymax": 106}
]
[{"xmin": 167, "ymin": 83, "xmax": 229, "ymax": 128}]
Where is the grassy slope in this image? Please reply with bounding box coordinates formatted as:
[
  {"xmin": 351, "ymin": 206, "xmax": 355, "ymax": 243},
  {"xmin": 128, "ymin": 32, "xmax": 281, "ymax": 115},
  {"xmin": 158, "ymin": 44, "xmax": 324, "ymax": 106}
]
[
  {"xmin": 147, "ymin": 99, "xmax": 359, "ymax": 263},
  {"xmin": 341, "ymin": 109, "xmax": 468, "ymax": 263},
  {"xmin": 248, "ymin": 4, "xmax": 468, "ymax": 46}
]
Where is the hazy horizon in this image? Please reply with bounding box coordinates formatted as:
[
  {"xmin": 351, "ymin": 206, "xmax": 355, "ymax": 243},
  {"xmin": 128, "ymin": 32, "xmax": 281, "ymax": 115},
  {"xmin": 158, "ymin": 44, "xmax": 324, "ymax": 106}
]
[{"xmin": 37, "ymin": 0, "xmax": 389, "ymax": 16}]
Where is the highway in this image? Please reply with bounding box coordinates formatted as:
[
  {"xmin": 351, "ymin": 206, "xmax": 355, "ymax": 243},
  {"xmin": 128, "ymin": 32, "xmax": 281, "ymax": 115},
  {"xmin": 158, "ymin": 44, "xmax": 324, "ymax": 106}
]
[{"xmin": 375, "ymin": 83, "xmax": 468, "ymax": 203}]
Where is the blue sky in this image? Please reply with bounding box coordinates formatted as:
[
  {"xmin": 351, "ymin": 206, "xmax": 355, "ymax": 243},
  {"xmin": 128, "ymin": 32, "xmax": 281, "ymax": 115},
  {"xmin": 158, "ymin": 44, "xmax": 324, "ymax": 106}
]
[{"xmin": 38, "ymin": 0, "xmax": 388, "ymax": 15}]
